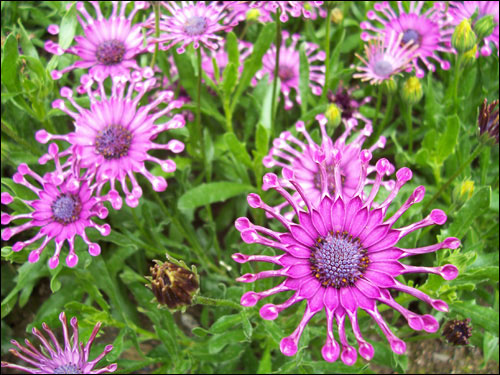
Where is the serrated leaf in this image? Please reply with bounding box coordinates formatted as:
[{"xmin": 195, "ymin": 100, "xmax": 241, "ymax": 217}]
[
  {"xmin": 452, "ymin": 300, "xmax": 499, "ymax": 333},
  {"xmin": 208, "ymin": 329, "xmax": 246, "ymax": 354},
  {"xmin": 178, "ymin": 182, "xmax": 254, "ymax": 210},
  {"xmin": 210, "ymin": 313, "xmax": 242, "ymax": 334}
]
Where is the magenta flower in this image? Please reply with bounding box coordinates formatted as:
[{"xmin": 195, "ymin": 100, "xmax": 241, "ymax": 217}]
[
  {"xmin": 263, "ymin": 114, "xmax": 388, "ymax": 218},
  {"xmin": 1, "ymin": 160, "xmax": 110, "ymax": 269},
  {"xmin": 201, "ymin": 39, "xmax": 253, "ymax": 83},
  {"xmin": 360, "ymin": 1, "xmax": 453, "ymax": 78},
  {"xmin": 253, "ymin": 31, "xmax": 325, "ymax": 110},
  {"xmin": 449, "ymin": 1, "xmax": 499, "ymax": 57},
  {"xmin": 251, "ymin": 1, "xmax": 324, "ymax": 22},
  {"xmin": 354, "ymin": 32, "xmax": 418, "ymax": 85},
  {"xmin": 45, "ymin": 1, "xmax": 149, "ymax": 80},
  {"xmin": 146, "ymin": 1, "xmax": 237, "ymax": 54},
  {"xmin": 35, "ymin": 70, "xmax": 186, "ymax": 209},
  {"xmin": 233, "ymin": 154, "xmax": 460, "ymax": 364},
  {"xmin": 1, "ymin": 312, "xmax": 116, "ymax": 374}
]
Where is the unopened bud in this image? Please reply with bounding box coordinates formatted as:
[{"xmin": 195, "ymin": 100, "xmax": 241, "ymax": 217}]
[
  {"xmin": 473, "ymin": 15, "xmax": 496, "ymax": 41},
  {"xmin": 462, "ymin": 44, "xmax": 477, "ymax": 67},
  {"xmin": 452, "ymin": 19, "xmax": 477, "ymax": 53},
  {"xmin": 331, "ymin": 8, "xmax": 343, "ymax": 24},
  {"xmin": 453, "ymin": 180, "xmax": 474, "ymax": 204},
  {"xmin": 402, "ymin": 77, "xmax": 423, "ymax": 105},
  {"xmin": 381, "ymin": 77, "xmax": 397, "ymax": 94},
  {"xmin": 325, "ymin": 103, "xmax": 342, "ymax": 127},
  {"xmin": 246, "ymin": 8, "xmax": 260, "ymax": 21}
]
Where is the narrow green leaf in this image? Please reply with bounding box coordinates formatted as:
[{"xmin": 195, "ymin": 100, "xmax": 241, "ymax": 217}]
[
  {"xmin": 299, "ymin": 42, "xmax": 310, "ymax": 115},
  {"xmin": 210, "ymin": 313, "xmax": 242, "ymax": 334},
  {"xmin": 447, "ymin": 186, "xmax": 490, "ymax": 238},
  {"xmin": 59, "ymin": 3, "xmax": 77, "ymax": 49},
  {"xmin": 1, "ymin": 33, "xmax": 20, "ymax": 92},
  {"xmin": 225, "ymin": 132, "xmax": 253, "ymax": 168},
  {"xmin": 17, "ymin": 19, "xmax": 39, "ymax": 59},
  {"xmin": 226, "ymin": 31, "xmax": 240, "ymax": 70},
  {"xmin": 255, "ymin": 123, "xmax": 269, "ymax": 156},
  {"xmin": 222, "ymin": 62, "xmax": 238, "ymax": 96},
  {"xmin": 437, "ymin": 114, "xmax": 460, "ymax": 164},
  {"xmin": 178, "ymin": 182, "xmax": 254, "ymax": 210},
  {"xmin": 452, "ymin": 300, "xmax": 499, "ymax": 333}
]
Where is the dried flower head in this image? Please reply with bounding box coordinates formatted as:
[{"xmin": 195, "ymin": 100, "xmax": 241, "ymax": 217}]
[
  {"xmin": 442, "ymin": 318, "xmax": 473, "ymax": 346},
  {"xmin": 478, "ymin": 98, "xmax": 499, "ymax": 144}
]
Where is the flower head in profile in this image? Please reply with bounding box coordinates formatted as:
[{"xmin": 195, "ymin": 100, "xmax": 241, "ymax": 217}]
[
  {"xmin": 251, "ymin": 1, "xmax": 324, "ymax": 22},
  {"xmin": 36, "ymin": 69, "xmax": 185, "ymax": 209},
  {"xmin": 1, "ymin": 312, "xmax": 116, "ymax": 374},
  {"xmin": 234, "ymin": 153, "xmax": 460, "ymax": 364},
  {"xmin": 354, "ymin": 32, "xmax": 418, "ymax": 84},
  {"xmin": 146, "ymin": 1, "xmax": 237, "ymax": 54},
  {"xmin": 449, "ymin": 1, "xmax": 499, "ymax": 57},
  {"xmin": 263, "ymin": 114, "xmax": 389, "ymax": 218},
  {"xmin": 360, "ymin": 1, "xmax": 453, "ymax": 77},
  {"xmin": 253, "ymin": 31, "xmax": 325, "ymax": 110},
  {"xmin": 45, "ymin": 1, "xmax": 149, "ymax": 80},
  {"xmin": 1, "ymin": 161, "xmax": 110, "ymax": 269}
]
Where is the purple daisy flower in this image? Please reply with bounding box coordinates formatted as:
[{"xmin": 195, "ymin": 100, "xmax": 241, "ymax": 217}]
[
  {"xmin": 45, "ymin": 1, "xmax": 149, "ymax": 80},
  {"xmin": 1, "ymin": 312, "xmax": 116, "ymax": 374},
  {"xmin": 35, "ymin": 70, "xmax": 186, "ymax": 209},
  {"xmin": 251, "ymin": 1, "xmax": 324, "ymax": 22},
  {"xmin": 354, "ymin": 32, "xmax": 418, "ymax": 85},
  {"xmin": 360, "ymin": 1, "xmax": 453, "ymax": 78},
  {"xmin": 1, "ymin": 160, "xmax": 111, "ymax": 269},
  {"xmin": 145, "ymin": 1, "xmax": 237, "ymax": 54},
  {"xmin": 253, "ymin": 31, "xmax": 325, "ymax": 110},
  {"xmin": 263, "ymin": 114, "xmax": 389, "ymax": 219},
  {"xmin": 233, "ymin": 153, "xmax": 460, "ymax": 364},
  {"xmin": 201, "ymin": 39, "xmax": 253, "ymax": 83},
  {"xmin": 449, "ymin": 1, "xmax": 499, "ymax": 57}
]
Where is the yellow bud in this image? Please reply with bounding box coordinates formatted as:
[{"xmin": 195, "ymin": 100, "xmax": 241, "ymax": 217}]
[
  {"xmin": 452, "ymin": 19, "xmax": 477, "ymax": 53},
  {"xmin": 402, "ymin": 77, "xmax": 423, "ymax": 105},
  {"xmin": 246, "ymin": 8, "xmax": 260, "ymax": 21},
  {"xmin": 325, "ymin": 103, "xmax": 342, "ymax": 127},
  {"xmin": 331, "ymin": 8, "xmax": 343, "ymax": 24},
  {"xmin": 462, "ymin": 44, "xmax": 477, "ymax": 67},
  {"xmin": 453, "ymin": 180, "xmax": 475, "ymax": 204}
]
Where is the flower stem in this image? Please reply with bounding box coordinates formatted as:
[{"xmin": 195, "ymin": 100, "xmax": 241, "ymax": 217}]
[
  {"xmin": 452, "ymin": 54, "xmax": 462, "ymax": 113},
  {"xmin": 404, "ymin": 103, "xmax": 414, "ymax": 153},
  {"xmin": 423, "ymin": 143, "xmax": 485, "ymax": 212},
  {"xmin": 271, "ymin": 9, "xmax": 281, "ymax": 137},
  {"xmin": 149, "ymin": 2, "xmax": 160, "ymax": 69},
  {"xmin": 194, "ymin": 295, "xmax": 242, "ymax": 310},
  {"xmin": 373, "ymin": 93, "xmax": 394, "ymax": 142},
  {"xmin": 196, "ymin": 48, "xmax": 205, "ymax": 162},
  {"xmin": 224, "ymin": 98, "xmax": 233, "ymax": 133},
  {"xmin": 373, "ymin": 86, "xmax": 382, "ymax": 128},
  {"xmin": 321, "ymin": 8, "xmax": 332, "ymax": 102}
]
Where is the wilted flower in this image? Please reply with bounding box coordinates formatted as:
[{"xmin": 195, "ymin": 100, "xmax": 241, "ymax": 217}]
[
  {"xmin": 327, "ymin": 83, "xmax": 372, "ymax": 122},
  {"xmin": 35, "ymin": 69, "xmax": 185, "ymax": 209},
  {"xmin": 234, "ymin": 154, "xmax": 460, "ymax": 364},
  {"xmin": 145, "ymin": 1, "xmax": 237, "ymax": 54},
  {"xmin": 1, "ymin": 312, "xmax": 116, "ymax": 374},
  {"xmin": 478, "ymin": 98, "xmax": 499, "ymax": 144},
  {"xmin": 1, "ymin": 162, "xmax": 110, "ymax": 269},
  {"xmin": 253, "ymin": 31, "xmax": 325, "ymax": 110},
  {"xmin": 45, "ymin": 1, "xmax": 149, "ymax": 80},
  {"xmin": 360, "ymin": 1, "xmax": 453, "ymax": 77},
  {"xmin": 354, "ymin": 32, "xmax": 418, "ymax": 85},
  {"xmin": 449, "ymin": 1, "xmax": 499, "ymax": 57},
  {"xmin": 263, "ymin": 114, "xmax": 389, "ymax": 218},
  {"xmin": 442, "ymin": 318, "xmax": 472, "ymax": 346}
]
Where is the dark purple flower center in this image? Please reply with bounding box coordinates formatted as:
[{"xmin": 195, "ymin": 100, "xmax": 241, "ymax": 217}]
[
  {"xmin": 329, "ymin": 88, "xmax": 355, "ymax": 120},
  {"xmin": 310, "ymin": 231, "xmax": 369, "ymax": 288},
  {"xmin": 278, "ymin": 65, "xmax": 296, "ymax": 82},
  {"xmin": 373, "ymin": 60, "xmax": 393, "ymax": 77},
  {"xmin": 96, "ymin": 39, "xmax": 126, "ymax": 65},
  {"xmin": 402, "ymin": 29, "xmax": 421, "ymax": 46},
  {"xmin": 184, "ymin": 16, "xmax": 208, "ymax": 36},
  {"xmin": 442, "ymin": 319, "xmax": 472, "ymax": 346},
  {"xmin": 53, "ymin": 363, "xmax": 82, "ymax": 374},
  {"xmin": 95, "ymin": 125, "xmax": 132, "ymax": 160},
  {"xmin": 52, "ymin": 194, "xmax": 81, "ymax": 224},
  {"xmin": 313, "ymin": 164, "xmax": 345, "ymax": 195}
]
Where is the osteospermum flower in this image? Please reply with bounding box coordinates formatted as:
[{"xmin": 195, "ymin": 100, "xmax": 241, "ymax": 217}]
[
  {"xmin": 45, "ymin": 1, "xmax": 149, "ymax": 80},
  {"xmin": 354, "ymin": 32, "xmax": 418, "ymax": 85},
  {"xmin": 263, "ymin": 114, "xmax": 389, "ymax": 218},
  {"xmin": 145, "ymin": 1, "xmax": 237, "ymax": 54},
  {"xmin": 233, "ymin": 154, "xmax": 460, "ymax": 364},
  {"xmin": 360, "ymin": 1, "xmax": 453, "ymax": 78},
  {"xmin": 1, "ymin": 161, "xmax": 110, "ymax": 269},
  {"xmin": 251, "ymin": 1, "xmax": 324, "ymax": 22},
  {"xmin": 35, "ymin": 69, "xmax": 186, "ymax": 209},
  {"xmin": 253, "ymin": 31, "xmax": 325, "ymax": 110},
  {"xmin": 449, "ymin": 1, "xmax": 499, "ymax": 57},
  {"xmin": 1, "ymin": 312, "xmax": 116, "ymax": 374},
  {"xmin": 201, "ymin": 39, "xmax": 253, "ymax": 83}
]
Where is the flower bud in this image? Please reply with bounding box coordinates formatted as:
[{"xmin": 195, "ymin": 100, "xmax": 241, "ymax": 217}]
[
  {"xmin": 473, "ymin": 15, "xmax": 496, "ymax": 41},
  {"xmin": 461, "ymin": 44, "xmax": 477, "ymax": 67},
  {"xmin": 147, "ymin": 256, "xmax": 199, "ymax": 310},
  {"xmin": 401, "ymin": 77, "xmax": 423, "ymax": 105},
  {"xmin": 452, "ymin": 19, "xmax": 477, "ymax": 53},
  {"xmin": 442, "ymin": 319, "xmax": 472, "ymax": 346},
  {"xmin": 453, "ymin": 180, "xmax": 474, "ymax": 204},
  {"xmin": 381, "ymin": 77, "xmax": 397, "ymax": 94},
  {"xmin": 331, "ymin": 8, "xmax": 343, "ymax": 24},
  {"xmin": 325, "ymin": 103, "xmax": 342, "ymax": 127},
  {"xmin": 246, "ymin": 8, "xmax": 260, "ymax": 21}
]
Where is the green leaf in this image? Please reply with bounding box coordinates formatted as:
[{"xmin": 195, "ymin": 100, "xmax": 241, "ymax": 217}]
[
  {"xmin": 447, "ymin": 186, "xmax": 491, "ymax": 238},
  {"xmin": 436, "ymin": 114, "xmax": 460, "ymax": 164},
  {"xmin": 1, "ymin": 33, "xmax": 20, "ymax": 92},
  {"xmin": 452, "ymin": 300, "xmax": 499, "ymax": 333},
  {"xmin": 192, "ymin": 326, "xmax": 210, "ymax": 337},
  {"xmin": 17, "ymin": 19, "xmax": 39, "ymax": 59},
  {"xmin": 226, "ymin": 31, "xmax": 240, "ymax": 70},
  {"xmin": 256, "ymin": 123, "xmax": 269, "ymax": 156},
  {"xmin": 299, "ymin": 42, "xmax": 310, "ymax": 115},
  {"xmin": 59, "ymin": 3, "xmax": 77, "ymax": 49},
  {"xmin": 178, "ymin": 182, "xmax": 254, "ymax": 210},
  {"xmin": 222, "ymin": 62, "xmax": 238, "ymax": 97},
  {"xmin": 208, "ymin": 329, "xmax": 246, "ymax": 354},
  {"xmin": 210, "ymin": 313, "xmax": 242, "ymax": 334},
  {"xmin": 257, "ymin": 343, "xmax": 272, "ymax": 374},
  {"xmin": 225, "ymin": 132, "xmax": 253, "ymax": 168},
  {"xmin": 483, "ymin": 332, "xmax": 499, "ymax": 365},
  {"xmin": 451, "ymin": 266, "xmax": 499, "ymax": 286}
]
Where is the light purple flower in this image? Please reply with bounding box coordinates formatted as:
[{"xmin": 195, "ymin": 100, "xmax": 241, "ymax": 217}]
[
  {"xmin": 449, "ymin": 1, "xmax": 499, "ymax": 57},
  {"xmin": 146, "ymin": 1, "xmax": 237, "ymax": 54},
  {"xmin": 263, "ymin": 114, "xmax": 389, "ymax": 219},
  {"xmin": 253, "ymin": 31, "xmax": 325, "ymax": 110},
  {"xmin": 251, "ymin": 1, "xmax": 324, "ymax": 22},
  {"xmin": 201, "ymin": 39, "xmax": 253, "ymax": 83},
  {"xmin": 45, "ymin": 1, "xmax": 149, "ymax": 80},
  {"xmin": 1, "ymin": 312, "xmax": 116, "ymax": 374},
  {"xmin": 1, "ymin": 161, "xmax": 110, "ymax": 269},
  {"xmin": 35, "ymin": 70, "xmax": 185, "ymax": 209},
  {"xmin": 360, "ymin": 1, "xmax": 453, "ymax": 78},
  {"xmin": 354, "ymin": 32, "xmax": 418, "ymax": 85},
  {"xmin": 233, "ymin": 153, "xmax": 460, "ymax": 364}
]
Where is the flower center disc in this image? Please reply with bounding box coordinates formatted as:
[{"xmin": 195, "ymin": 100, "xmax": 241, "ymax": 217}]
[
  {"xmin": 373, "ymin": 60, "xmax": 394, "ymax": 77},
  {"xmin": 95, "ymin": 125, "xmax": 132, "ymax": 160},
  {"xmin": 52, "ymin": 194, "xmax": 81, "ymax": 224},
  {"xmin": 184, "ymin": 16, "xmax": 208, "ymax": 36},
  {"xmin": 310, "ymin": 231, "xmax": 369, "ymax": 288},
  {"xmin": 96, "ymin": 39, "xmax": 126, "ymax": 65},
  {"xmin": 401, "ymin": 29, "xmax": 421, "ymax": 46},
  {"xmin": 53, "ymin": 363, "xmax": 82, "ymax": 374},
  {"xmin": 278, "ymin": 65, "xmax": 296, "ymax": 82}
]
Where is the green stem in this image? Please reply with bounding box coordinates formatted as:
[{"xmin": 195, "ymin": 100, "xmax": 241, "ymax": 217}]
[
  {"xmin": 196, "ymin": 48, "xmax": 205, "ymax": 162},
  {"xmin": 149, "ymin": 2, "xmax": 160, "ymax": 69},
  {"xmin": 423, "ymin": 143, "xmax": 485, "ymax": 212},
  {"xmin": 404, "ymin": 333, "xmax": 441, "ymax": 342},
  {"xmin": 194, "ymin": 295, "xmax": 242, "ymax": 310},
  {"xmin": 452, "ymin": 54, "xmax": 462, "ymax": 113},
  {"xmin": 271, "ymin": 10, "xmax": 281, "ymax": 137},
  {"xmin": 373, "ymin": 86, "xmax": 383, "ymax": 128},
  {"xmin": 321, "ymin": 8, "xmax": 332, "ymax": 102},
  {"xmin": 373, "ymin": 94, "xmax": 394, "ymax": 142},
  {"xmin": 224, "ymin": 98, "xmax": 233, "ymax": 133},
  {"xmin": 404, "ymin": 103, "xmax": 413, "ymax": 153}
]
